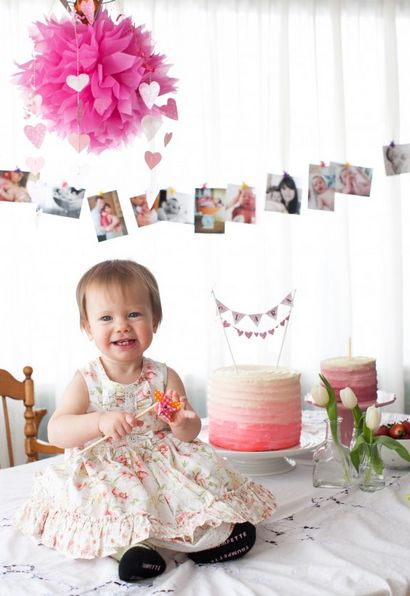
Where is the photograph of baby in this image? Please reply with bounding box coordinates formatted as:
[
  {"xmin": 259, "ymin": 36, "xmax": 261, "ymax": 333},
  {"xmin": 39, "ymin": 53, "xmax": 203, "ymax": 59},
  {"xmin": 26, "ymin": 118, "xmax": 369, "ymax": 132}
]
[
  {"xmin": 153, "ymin": 189, "xmax": 194, "ymax": 224},
  {"xmin": 308, "ymin": 165, "xmax": 336, "ymax": 211},
  {"xmin": 383, "ymin": 143, "xmax": 410, "ymax": 176},
  {"xmin": 194, "ymin": 187, "xmax": 226, "ymax": 234},
  {"xmin": 29, "ymin": 181, "xmax": 85, "ymax": 218},
  {"xmin": 88, "ymin": 191, "xmax": 128, "ymax": 242},
  {"xmin": 130, "ymin": 193, "xmax": 159, "ymax": 228},
  {"xmin": 331, "ymin": 162, "xmax": 372, "ymax": 196},
  {"xmin": 0, "ymin": 169, "xmax": 32, "ymax": 203},
  {"xmin": 265, "ymin": 173, "xmax": 301, "ymax": 214},
  {"xmin": 225, "ymin": 184, "xmax": 256, "ymax": 224}
]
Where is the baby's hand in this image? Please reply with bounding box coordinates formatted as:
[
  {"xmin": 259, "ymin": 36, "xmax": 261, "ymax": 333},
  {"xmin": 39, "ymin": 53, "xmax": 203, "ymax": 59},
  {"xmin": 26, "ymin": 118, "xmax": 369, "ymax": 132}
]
[
  {"xmin": 164, "ymin": 392, "xmax": 196, "ymax": 427},
  {"xmin": 98, "ymin": 411, "xmax": 143, "ymax": 440}
]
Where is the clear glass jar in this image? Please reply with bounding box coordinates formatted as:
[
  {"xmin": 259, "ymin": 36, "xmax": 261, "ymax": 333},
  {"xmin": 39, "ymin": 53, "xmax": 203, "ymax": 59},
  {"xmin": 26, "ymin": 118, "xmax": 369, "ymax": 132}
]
[
  {"xmin": 358, "ymin": 442, "xmax": 385, "ymax": 492},
  {"xmin": 312, "ymin": 417, "xmax": 352, "ymax": 488}
]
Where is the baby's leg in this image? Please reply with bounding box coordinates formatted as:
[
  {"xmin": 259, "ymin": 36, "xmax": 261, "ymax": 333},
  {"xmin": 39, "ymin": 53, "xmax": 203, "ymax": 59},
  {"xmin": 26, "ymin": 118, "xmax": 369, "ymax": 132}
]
[
  {"xmin": 113, "ymin": 543, "xmax": 166, "ymax": 582},
  {"xmin": 187, "ymin": 522, "xmax": 256, "ymax": 564}
]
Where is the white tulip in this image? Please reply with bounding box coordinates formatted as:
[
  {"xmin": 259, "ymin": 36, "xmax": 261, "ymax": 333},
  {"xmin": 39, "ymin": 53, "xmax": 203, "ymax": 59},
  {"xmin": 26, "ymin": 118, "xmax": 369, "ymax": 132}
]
[
  {"xmin": 365, "ymin": 404, "xmax": 381, "ymax": 431},
  {"xmin": 311, "ymin": 384, "xmax": 329, "ymax": 406},
  {"xmin": 339, "ymin": 387, "xmax": 358, "ymax": 410}
]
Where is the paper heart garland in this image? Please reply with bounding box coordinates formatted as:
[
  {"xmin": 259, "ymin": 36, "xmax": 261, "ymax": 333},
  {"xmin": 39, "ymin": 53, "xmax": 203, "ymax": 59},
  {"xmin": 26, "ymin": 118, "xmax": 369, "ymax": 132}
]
[
  {"xmin": 164, "ymin": 132, "xmax": 173, "ymax": 147},
  {"xmin": 144, "ymin": 151, "xmax": 162, "ymax": 170},
  {"xmin": 68, "ymin": 132, "xmax": 90, "ymax": 152},
  {"xmin": 159, "ymin": 98, "xmax": 178, "ymax": 120},
  {"xmin": 24, "ymin": 123, "xmax": 46, "ymax": 148},
  {"xmin": 245, "ymin": 331, "xmax": 253, "ymax": 339},
  {"xmin": 80, "ymin": 0, "xmax": 95, "ymax": 25},
  {"xmin": 139, "ymin": 81, "xmax": 160, "ymax": 109},
  {"xmin": 141, "ymin": 115, "xmax": 162, "ymax": 141},
  {"xmin": 26, "ymin": 156, "xmax": 45, "ymax": 175},
  {"xmin": 66, "ymin": 73, "xmax": 90, "ymax": 93}
]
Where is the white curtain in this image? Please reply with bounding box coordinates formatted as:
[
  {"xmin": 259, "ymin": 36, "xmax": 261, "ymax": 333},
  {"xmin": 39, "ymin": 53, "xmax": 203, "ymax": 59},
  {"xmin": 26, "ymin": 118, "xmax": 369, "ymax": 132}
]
[{"xmin": 1, "ymin": 0, "xmax": 409, "ymax": 464}]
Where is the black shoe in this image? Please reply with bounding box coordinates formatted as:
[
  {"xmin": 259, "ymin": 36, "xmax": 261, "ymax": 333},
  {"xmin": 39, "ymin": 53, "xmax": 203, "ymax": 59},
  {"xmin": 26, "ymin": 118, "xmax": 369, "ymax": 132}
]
[
  {"xmin": 118, "ymin": 545, "xmax": 166, "ymax": 582},
  {"xmin": 188, "ymin": 522, "xmax": 256, "ymax": 564}
]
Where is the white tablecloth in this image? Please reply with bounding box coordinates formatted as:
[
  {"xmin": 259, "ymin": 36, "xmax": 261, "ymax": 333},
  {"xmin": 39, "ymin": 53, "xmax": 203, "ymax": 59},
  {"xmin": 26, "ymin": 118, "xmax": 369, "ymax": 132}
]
[{"xmin": 1, "ymin": 412, "xmax": 410, "ymax": 595}]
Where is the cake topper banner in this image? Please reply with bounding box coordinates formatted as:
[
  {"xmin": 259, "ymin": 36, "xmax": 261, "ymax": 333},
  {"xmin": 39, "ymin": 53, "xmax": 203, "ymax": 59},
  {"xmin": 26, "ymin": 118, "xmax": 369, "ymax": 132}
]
[
  {"xmin": 213, "ymin": 292, "xmax": 294, "ymax": 327},
  {"xmin": 223, "ymin": 314, "xmax": 291, "ymax": 338}
]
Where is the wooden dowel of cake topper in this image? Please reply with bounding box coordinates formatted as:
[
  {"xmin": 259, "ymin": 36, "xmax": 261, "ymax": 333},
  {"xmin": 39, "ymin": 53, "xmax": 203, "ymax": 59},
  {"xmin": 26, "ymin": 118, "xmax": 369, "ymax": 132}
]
[
  {"xmin": 77, "ymin": 402, "xmax": 157, "ymax": 455},
  {"xmin": 348, "ymin": 337, "xmax": 352, "ymax": 359}
]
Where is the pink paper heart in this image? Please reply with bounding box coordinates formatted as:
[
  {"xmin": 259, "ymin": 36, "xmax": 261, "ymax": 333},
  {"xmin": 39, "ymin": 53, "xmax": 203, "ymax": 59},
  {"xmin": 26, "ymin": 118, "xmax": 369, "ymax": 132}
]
[
  {"xmin": 68, "ymin": 132, "xmax": 90, "ymax": 153},
  {"xmin": 259, "ymin": 332, "xmax": 267, "ymax": 339},
  {"xmin": 80, "ymin": 0, "xmax": 95, "ymax": 25},
  {"xmin": 245, "ymin": 331, "xmax": 253, "ymax": 339},
  {"xmin": 66, "ymin": 73, "xmax": 90, "ymax": 92},
  {"xmin": 144, "ymin": 151, "xmax": 162, "ymax": 170},
  {"xmin": 26, "ymin": 156, "xmax": 45, "ymax": 175},
  {"xmin": 164, "ymin": 132, "xmax": 173, "ymax": 147},
  {"xmin": 24, "ymin": 123, "xmax": 46, "ymax": 148},
  {"xmin": 139, "ymin": 81, "xmax": 160, "ymax": 109},
  {"xmin": 159, "ymin": 98, "xmax": 178, "ymax": 120},
  {"xmin": 268, "ymin": 329, "xmax": 275, "ymax": 335}
]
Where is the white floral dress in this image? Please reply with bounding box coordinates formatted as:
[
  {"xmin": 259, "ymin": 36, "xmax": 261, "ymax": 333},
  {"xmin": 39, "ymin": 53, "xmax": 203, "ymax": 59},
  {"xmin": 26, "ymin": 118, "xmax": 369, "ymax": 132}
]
[{"xmin": 14, "ymin": 357, "xmax": 276, "ymax": 559}]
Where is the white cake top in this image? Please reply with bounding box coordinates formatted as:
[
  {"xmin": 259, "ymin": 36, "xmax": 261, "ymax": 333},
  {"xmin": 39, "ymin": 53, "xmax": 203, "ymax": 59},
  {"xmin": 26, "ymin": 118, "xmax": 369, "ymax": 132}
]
[
  {"xmin": 321, "ymin": 356, "xmax": 375, "ymax": 369},
  {"xmin": 211, "ymin": 365, "xmax": 300, "ymax": 382}
]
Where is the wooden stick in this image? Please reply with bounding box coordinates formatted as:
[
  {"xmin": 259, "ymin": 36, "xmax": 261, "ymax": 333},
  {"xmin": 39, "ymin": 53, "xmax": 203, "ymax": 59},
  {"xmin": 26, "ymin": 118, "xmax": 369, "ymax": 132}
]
[
  {"xmin": 211, "ymin": 290, "xmax": 238, "ymax": 373},
  {"xmin": 348, "ymin": 336, "xmax": 352, "ymax": 359},
  {"xmin": 77, "ymin": 402, "xmax": 157, "ymax": 455},
  {"xmin": 275, "ymin": 289, "xmax": 296, "ymax": 368}
]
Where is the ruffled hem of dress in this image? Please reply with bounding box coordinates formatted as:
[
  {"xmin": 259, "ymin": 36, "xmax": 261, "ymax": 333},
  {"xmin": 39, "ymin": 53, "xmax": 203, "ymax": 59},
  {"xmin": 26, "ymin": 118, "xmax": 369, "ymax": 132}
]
[{"xmin": 13, "ymin": 480, "xmax": 276, "ymax": 559}]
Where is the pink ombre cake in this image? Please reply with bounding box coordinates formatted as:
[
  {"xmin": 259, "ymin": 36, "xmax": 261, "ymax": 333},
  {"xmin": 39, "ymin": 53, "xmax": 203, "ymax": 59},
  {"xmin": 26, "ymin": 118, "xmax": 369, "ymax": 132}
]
[
  {"xmin": 207, "ymin": 365, "xmax": 301, "ymax": 451},
  {"xmin": 320, "ymin": 356, "xmax": 377, "ymax": 403}
]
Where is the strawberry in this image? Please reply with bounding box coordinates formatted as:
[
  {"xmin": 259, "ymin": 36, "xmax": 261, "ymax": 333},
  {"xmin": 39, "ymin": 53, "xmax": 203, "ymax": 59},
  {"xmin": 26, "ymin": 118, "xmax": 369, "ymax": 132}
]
[
  {"xmin": 389, "ymin": 422, "xmax": 406, "ymax": 439},
  {"xmin": 374, "ymin": 424, "xmax": 390, "ymax": 436},
  {"xmin": 401, "ymin": 420, "xmax": 410, "ymax": 435}
]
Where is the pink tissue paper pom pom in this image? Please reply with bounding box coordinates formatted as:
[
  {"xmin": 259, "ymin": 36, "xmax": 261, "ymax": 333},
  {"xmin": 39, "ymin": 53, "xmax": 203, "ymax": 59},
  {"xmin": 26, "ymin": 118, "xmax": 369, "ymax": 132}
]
[{"xmin": 14, "ymin": 10, "xmax": 177, "ymax": 153}]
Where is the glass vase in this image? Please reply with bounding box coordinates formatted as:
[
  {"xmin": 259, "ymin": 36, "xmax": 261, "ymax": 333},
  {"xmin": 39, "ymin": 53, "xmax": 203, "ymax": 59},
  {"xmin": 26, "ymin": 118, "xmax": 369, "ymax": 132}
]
[
  {"xmin": 312, "ymin": 417, "xmax": 352, "ymax": 488},
  {"xmin": 358, "ymin": 442, "xmax": 385, "ymax": 492}
]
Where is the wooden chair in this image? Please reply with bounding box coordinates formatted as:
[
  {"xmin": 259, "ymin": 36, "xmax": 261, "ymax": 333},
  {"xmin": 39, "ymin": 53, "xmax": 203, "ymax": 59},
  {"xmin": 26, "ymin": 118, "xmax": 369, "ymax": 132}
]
[{"xmin": 0, "ymin": 366, "xmax": 63, "ymax": 467}]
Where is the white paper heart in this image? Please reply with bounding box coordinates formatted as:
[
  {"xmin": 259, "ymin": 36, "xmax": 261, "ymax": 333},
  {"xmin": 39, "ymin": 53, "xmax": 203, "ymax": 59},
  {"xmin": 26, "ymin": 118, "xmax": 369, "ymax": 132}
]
[
  {"xmin": 139, "ymin": 81, "xmax": 160, "ymax": 109},
  {"xmin": 26, "ymin": 156, "xmax": 45, "ymax": 175},
  {"xmin": 66, "ymin": 73, "xmax": 90, "ymax": 93},
  {"xmin": 141, "ymin": 115, "xmax": 162, "ymax": 141}
]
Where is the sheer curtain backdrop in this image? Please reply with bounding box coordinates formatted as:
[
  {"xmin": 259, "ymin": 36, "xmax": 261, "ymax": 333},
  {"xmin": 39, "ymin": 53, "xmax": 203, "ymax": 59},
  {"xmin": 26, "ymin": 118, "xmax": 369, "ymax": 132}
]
[{"xmin": 0, "ymin": 0, "xmax": 409, "ymax": 465}]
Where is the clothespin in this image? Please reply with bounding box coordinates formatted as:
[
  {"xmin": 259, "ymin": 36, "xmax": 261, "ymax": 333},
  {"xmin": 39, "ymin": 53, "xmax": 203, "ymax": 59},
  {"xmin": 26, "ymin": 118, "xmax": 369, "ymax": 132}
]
[
  {"xmin": 201, "ymin": 182, "xmax": 207, "ymax": 189},
  {"xmin": 241, "ymin": 181, "xmax": 248, "ymax": 189},
  {"xmin": 62, "ymin": 181, "xmax": 68, "ymax": 188},
  {"xmin": 283, "ymin": 170, "xmax": 290, "ymax": 178},
  {"xmin": 319, "ymin": 161, "xmax": 326, "ymax": 168},
  {"xmin": 389, "ymin": 140, "xmax": 396, "ymax": 147},
  {"xmin": 344, "ymin": 161, "xmax": 351, "ymax": 168},
  {"xmin": 168, "ymin": 186, "xmax": 176, "ymax": 194},
  {"xmin": 98, "ymin": 190, "xmax": 104, "ymax": 197}
]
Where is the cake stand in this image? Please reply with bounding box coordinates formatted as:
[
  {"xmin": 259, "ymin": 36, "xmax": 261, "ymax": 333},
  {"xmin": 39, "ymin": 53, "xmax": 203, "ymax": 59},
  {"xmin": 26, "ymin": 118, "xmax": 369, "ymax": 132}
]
[{"xmin": 199, "ymin": 421, "xmax": 325, "ymax": 476}]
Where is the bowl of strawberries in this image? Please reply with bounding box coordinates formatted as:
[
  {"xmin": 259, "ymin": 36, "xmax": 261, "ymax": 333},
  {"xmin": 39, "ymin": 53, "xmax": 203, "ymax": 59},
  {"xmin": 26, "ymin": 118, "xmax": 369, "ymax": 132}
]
[{"xmin": 376, "ymin": 420, "xmax": 410, "ymax": 469}]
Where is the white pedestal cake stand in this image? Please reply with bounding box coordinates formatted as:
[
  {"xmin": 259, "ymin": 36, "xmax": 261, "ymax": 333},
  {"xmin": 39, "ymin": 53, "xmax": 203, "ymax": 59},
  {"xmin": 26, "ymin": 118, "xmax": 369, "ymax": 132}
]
[{"xmin": 199, "ymin": 421, "xmax": 325, "ymax": 476}]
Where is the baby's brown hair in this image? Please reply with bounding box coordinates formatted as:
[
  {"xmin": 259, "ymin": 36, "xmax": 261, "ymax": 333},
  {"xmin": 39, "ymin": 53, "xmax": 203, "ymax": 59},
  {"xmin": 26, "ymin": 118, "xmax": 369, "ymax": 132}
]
[{"xmin": 76, "ymin": 260, "xmax": 162, "ymax": 329}]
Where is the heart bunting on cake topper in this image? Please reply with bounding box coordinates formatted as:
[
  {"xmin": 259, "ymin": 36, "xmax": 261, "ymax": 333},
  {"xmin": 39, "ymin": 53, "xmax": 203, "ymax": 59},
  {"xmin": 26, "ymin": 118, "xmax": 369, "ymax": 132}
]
[{"xmin": 212, "ymin": 289, "xmax": 296, "ymax": 369}]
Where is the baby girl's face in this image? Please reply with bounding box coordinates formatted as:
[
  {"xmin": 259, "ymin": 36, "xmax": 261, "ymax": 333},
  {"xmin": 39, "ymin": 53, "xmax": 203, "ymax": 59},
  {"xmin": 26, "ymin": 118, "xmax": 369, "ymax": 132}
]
[{"xmin": 313, "ymin": 176, "xmax": 326, "ymax": 194}]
